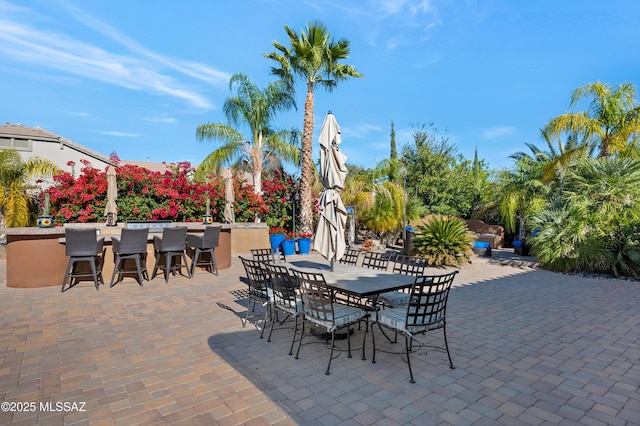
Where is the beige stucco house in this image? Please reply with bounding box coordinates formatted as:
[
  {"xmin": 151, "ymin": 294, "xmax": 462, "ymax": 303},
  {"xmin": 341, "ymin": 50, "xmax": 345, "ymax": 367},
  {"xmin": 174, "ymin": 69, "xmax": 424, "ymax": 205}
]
[{"xmin": 0, "ymin": 123, "xmax": 115, "ymax": 187}]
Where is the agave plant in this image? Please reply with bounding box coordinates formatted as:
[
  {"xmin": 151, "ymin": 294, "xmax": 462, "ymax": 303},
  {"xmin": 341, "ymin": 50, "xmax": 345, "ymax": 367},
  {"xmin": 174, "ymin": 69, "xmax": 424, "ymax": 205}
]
[{"xmin": 412, "ymin": 216, "xmax": 474, "ymax": 266}]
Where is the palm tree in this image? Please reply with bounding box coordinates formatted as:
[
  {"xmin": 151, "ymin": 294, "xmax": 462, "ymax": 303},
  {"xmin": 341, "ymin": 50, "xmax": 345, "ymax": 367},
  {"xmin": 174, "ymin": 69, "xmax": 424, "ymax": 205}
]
[
  {"xmin": 530, "ymin": 157, "xmax": 640, "ymax": 276},
  {"xmin": 497, "ymin": 157, "xmax": 549, "ymax": 240},
  {"xmin": 511, "ymin": 129, "xmax": 595, "ymax": 186},
  {"xmin": 543, "ymin": 81, "xmax": 640, "ymax": 159},
  {"xmin": 0, "ymin": 149, "xmax": 59, "ymax": 227},
  {"xmin": 195, "ymin": 73, "xmax": 299, "ymax": 194},
  {"xmin": 265, "ymin": 21, "xmax": 363, "ymax": 233}
]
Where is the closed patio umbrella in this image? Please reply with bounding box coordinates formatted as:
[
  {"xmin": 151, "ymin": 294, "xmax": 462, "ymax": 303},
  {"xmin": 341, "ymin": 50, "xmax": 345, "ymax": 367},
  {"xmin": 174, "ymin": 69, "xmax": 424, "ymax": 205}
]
[
  {"xmin": 222, "ymin": 168, "xmax": 235, "ymax": 223},
  {"xmin": 314, "ymin": 112, "xmax": 348, "ymax": 270},
  {"xmin": 105, "ymin": 166, "xmax": 118, "ymax": 226}
]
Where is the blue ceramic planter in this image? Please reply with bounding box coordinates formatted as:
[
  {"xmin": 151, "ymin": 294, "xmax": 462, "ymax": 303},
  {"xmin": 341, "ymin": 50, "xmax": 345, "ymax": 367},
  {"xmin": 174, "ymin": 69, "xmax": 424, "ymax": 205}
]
[
  {"xmin": 297, "ymin": 238, "xmax": 311, "ymax": 255},
  {"xmin": 282, "ymin": 239, "xmax": 296, "ymax": 256},
  {"xmin": 269, "ymin": 234, "xmax": 285, "ymax": 249}
]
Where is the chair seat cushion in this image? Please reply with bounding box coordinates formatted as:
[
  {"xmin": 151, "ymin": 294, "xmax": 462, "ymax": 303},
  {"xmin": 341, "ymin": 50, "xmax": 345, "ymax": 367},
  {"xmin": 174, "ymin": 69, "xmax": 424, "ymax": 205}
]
[
  {"xmin": 376, "ymin": 307, "xmax": 442, "ymax": 335},
  {"xmin": 275, "ymin": 299, "xmax": 303, "ymax": 316},
  {"xmin": 304, "ymin": 303, "xmax": 366, "ymax": 332},
  {"xmin": 378, "ymin": 291, "xmax": 410, "ymax": 307}
]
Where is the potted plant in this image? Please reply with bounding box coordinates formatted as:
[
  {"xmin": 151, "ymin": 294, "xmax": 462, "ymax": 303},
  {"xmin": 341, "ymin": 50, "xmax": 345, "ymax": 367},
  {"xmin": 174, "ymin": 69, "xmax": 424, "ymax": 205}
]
[
  {"xmin": 281, "ymin": 232, "xmax": 297, "ymax": 256},
  {"xmin": 297, "ymin": 231, "xmax": 313, "ymax": 255},
  {"xmin": 269, "ymin": 227, "xmax": 286, "ymax": 250},
  {"xmin": 37, "ymin": 193, "xmax": 54, "ymax": 228}
]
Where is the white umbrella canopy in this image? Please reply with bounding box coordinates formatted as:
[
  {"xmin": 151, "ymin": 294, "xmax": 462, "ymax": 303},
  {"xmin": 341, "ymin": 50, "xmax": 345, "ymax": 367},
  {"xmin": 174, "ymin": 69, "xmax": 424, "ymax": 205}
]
[
  {"xmin": 105, "ymin": 166, "xmax": 118, "ymax": 225},
  {"xmin": 221, "ymin": 168, "xmax": 235, "ymax": 223},
  {"xmin": 314, "ymin": 112, "xmax": 348, "ymax": 268}
]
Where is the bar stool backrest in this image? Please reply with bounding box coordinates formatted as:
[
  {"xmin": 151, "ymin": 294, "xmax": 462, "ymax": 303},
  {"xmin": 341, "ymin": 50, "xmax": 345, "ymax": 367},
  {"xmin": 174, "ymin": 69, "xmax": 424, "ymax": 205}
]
[
  {"xmin": 116, "ymin": 228, "xmax": 148, "ymax": 254},
  {"xmin": 65, "ymin": 228, "xmax": 101, "ymax": 256},
  {"xmin": 201, "ymin": 225, "xmax": 221, "ymax": 248},
  {"xmin": 157, "ymin": 227, "xmax": 187, "ymax": 251}
]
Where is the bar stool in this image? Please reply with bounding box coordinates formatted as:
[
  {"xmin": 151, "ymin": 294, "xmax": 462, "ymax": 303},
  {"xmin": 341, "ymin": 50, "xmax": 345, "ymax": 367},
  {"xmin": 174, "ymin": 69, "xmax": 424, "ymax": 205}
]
[
  {"xmin": 61, "ymin": 228, "xmax": 105, "ymax": 292},
  {"xmin": 151, "ymin": 227, "xmax": 191, "ymax": 282},
  {"xmin": 110, "ymin": 228, "xmax": 149, "ymax": 287},
  {"xmin": 186, "ymin": 225, "xmax": 221, "ymax": 275}
]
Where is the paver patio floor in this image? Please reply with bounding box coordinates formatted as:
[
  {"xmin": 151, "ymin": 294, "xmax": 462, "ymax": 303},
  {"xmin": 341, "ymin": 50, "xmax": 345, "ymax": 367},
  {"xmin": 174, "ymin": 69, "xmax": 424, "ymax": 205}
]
[{"xmin": 0, "ymin": 250, "xmax": 638, "ymax": 425}]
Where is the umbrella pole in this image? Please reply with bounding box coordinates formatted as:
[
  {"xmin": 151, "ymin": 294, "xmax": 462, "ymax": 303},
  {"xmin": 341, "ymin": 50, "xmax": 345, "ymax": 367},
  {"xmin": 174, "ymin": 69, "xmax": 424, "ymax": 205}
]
[{"xmin": 330, "ymin": 258, "xmax": 335, "ymax": 272}]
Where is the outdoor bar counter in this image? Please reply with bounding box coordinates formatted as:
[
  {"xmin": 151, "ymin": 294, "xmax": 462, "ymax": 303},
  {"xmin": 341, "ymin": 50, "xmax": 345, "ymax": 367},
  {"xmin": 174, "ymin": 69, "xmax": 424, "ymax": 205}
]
[{"xmin": 1, "ymin": 222, "xmax": 269, "ymax": 288}]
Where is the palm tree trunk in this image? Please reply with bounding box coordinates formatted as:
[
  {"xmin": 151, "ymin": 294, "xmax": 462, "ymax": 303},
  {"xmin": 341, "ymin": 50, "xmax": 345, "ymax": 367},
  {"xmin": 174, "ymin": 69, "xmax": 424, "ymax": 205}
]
[
  {"xmin": 250, "ymin": 143, "xmax": 263, "ymax": 194},
  {"xmin": 299, "ymin": 82, "xmax": 315, "ymax": 234}
]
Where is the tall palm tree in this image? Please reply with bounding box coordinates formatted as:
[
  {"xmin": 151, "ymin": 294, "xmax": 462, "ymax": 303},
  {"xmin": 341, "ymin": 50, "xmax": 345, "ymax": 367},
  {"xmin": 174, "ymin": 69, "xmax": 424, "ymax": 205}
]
[
  {"xmin": 0, "ymin": 149, "xmax": 59, "ymax": 227},
  {"xmin": 543, "ymin": 81, "xmax": 640, "ymax": 158},
  {"xmin": 265, "ymin": 21, "xmax": 363, "ymax": 233},
  {"xmin": 196, "ymin": 73, "xmax": 299, "ymax": 194}
]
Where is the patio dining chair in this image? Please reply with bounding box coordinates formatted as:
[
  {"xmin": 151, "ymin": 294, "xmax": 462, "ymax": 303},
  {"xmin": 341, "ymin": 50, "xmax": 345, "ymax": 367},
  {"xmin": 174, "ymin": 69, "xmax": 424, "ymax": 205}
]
[
  {"xmin": 361, "ymin": 251, "xmax": 391, "ymax": 271},
  {"xmin": 239, "ymin": 257, "xmax": 271, "ymax": 329},
  {"xmin": 61, "ymin": 227, "xmax": 105, "ymax": 292},
  {"xmin": 251, "ymin": 248, "xmax": 286, "ymax": 264},
  {"xmin": 151, "ymin": 227, "xmax": 191, "ymax": 283},
  {"xmin": 290, "ymin": 268, "xmax": 368, "ymax": 375},
  {"xmin": 110, "ymin": 227, "xmax": 149, "ymax": 287},
  {"xmin": 371, "ymin": 271, "xmax": 458, "ymax": 383},
  {"xmin": 186, "ymin": 225, "xmax": 221, "ymax": 276},
  {"xmin": 264, "ymin": 264, "xmax": 302, "ymax": 354},
  {"xmin": 379, "ymin": 255, "xmax": 429, "ymax": 307},
  {"xmin": 339, "ymin": 248, "xmax": 361, "ymax": 266}
]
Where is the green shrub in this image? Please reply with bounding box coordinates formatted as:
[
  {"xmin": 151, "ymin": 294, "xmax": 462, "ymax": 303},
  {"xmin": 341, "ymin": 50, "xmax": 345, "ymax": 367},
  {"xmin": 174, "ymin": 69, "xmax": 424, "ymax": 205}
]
[
  {"xmin": 412, "ymin": 216, "xmax": 474, "ymax": 266},
  {"xmin": 528, "ymin": 158, "xmax": 640, "ymax": 278}
]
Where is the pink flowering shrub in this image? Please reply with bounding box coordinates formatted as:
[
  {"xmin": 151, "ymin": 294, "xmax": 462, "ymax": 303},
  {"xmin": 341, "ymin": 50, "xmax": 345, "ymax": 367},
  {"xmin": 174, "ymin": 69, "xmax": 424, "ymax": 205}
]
[{"xmin": 44, "ymin": 161, "xmax": 310, "ymax": 227}]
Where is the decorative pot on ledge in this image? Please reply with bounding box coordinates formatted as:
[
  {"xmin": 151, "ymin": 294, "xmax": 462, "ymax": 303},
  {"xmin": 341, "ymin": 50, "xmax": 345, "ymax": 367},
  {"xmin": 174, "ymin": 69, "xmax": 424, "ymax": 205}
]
[
  {"xmin": 37, "ymin": 215, "xmax": 54, "ymax": 228},
  {"xmin": 202, "ymin": 215, "xmax": 213, "ymax": 224}
]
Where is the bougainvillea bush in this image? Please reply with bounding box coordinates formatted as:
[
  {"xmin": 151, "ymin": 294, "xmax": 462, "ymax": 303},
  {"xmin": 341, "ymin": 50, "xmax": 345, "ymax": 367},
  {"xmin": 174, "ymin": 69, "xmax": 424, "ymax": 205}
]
[
  {"xmin": 261, "ymin": 170, "xmax": 298, "ymax": 228},
  {"xmin": 47, "ymin": 161, "xmax": 263, "ymax": 224},
  {"xmin": 45, "ymin": 161, "xmax": 308, "ymax": 227}
]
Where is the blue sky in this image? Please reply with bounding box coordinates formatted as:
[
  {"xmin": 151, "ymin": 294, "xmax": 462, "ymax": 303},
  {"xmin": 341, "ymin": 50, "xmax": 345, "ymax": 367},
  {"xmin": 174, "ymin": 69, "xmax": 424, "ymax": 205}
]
[{"xmin": 1, "ymin": 0, "xmax": 638, "ymax": 172}]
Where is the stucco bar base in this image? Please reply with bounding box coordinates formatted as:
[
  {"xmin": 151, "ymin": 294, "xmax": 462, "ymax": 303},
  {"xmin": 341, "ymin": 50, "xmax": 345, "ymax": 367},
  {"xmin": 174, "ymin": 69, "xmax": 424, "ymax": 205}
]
[{"xmin": 1, "ymin": 222, "xmax": 268, "ymax": 288}]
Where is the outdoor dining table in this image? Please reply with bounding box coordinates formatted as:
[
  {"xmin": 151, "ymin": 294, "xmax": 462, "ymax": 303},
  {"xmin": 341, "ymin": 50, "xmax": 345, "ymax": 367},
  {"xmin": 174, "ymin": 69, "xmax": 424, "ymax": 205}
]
[{"xmin": 286, "ymin": 259, "xmax": 415, "ymax": 307}]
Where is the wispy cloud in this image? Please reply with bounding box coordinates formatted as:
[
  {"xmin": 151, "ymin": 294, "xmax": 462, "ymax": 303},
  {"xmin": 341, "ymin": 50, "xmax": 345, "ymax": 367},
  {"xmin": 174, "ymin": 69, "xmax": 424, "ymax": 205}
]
[
  {"xmin": 0, "ymin": 0, "xmax": 230, "ymax": 109},
  {"xmin": 482, "ymin": 126, "xmax": 518, "ymax": 140},
  {"xmin": 144, "ymin": 117, "xmax": 177, "ymax": 124},
  {"xmin": 342, "ymin": 0, "xmax": 441, "ymax": 49},
  {"xmin": 309, "ymin": 0, "xmax": 440, "ymax": 50},
  {"xmin": 98, "ymin": 131, "xmax": 140, "ymax": 138},
  {"xmin": 65, "ymin": 111, "xmax": 90, "ymax": 117},
  {"xmin": 342, "ymin": 122, "xmax": 383, "ymax": 139}
]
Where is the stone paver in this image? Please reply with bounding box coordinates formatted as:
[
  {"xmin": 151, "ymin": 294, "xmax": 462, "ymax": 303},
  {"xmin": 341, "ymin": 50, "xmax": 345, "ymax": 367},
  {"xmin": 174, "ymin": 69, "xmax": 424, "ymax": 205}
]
[{"xmin": 0, "ymin": 249, "xmax": 638, "ymax": 425}]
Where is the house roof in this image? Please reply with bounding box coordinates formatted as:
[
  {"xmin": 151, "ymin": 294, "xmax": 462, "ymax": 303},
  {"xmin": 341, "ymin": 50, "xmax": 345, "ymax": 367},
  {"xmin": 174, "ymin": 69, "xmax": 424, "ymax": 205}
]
[
  {"xmin": 0, "ymin": 123, "xmax": 114, "ymax": 165},
  {"xmin": 120, "ymin": 160, "xmax": 175, "ymax": 173}
]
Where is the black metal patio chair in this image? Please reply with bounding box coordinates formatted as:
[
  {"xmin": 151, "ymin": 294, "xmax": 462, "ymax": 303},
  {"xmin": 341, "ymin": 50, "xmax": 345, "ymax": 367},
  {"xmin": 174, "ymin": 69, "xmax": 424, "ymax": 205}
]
[
  {"xmin": 371, "ymin": 271, "xmax": 458, "ymax": 383},
  {"xmin": 239, "ymin": 257, "xmax": 271, "ymax": 329},
  {"xmin": 264, "ymin": 263, "xmax": 302, "ymax": 354},
  {"xmin": 290, "ymin": 268, "xmax": 368, "ymax": 375}
]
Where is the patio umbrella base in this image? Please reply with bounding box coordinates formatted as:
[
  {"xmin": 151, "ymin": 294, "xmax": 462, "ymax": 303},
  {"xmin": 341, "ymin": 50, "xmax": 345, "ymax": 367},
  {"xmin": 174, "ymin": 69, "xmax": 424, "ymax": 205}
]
[{"xmin": 309, "ymin": 326, "xmax": 353, "ymax": 340}]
